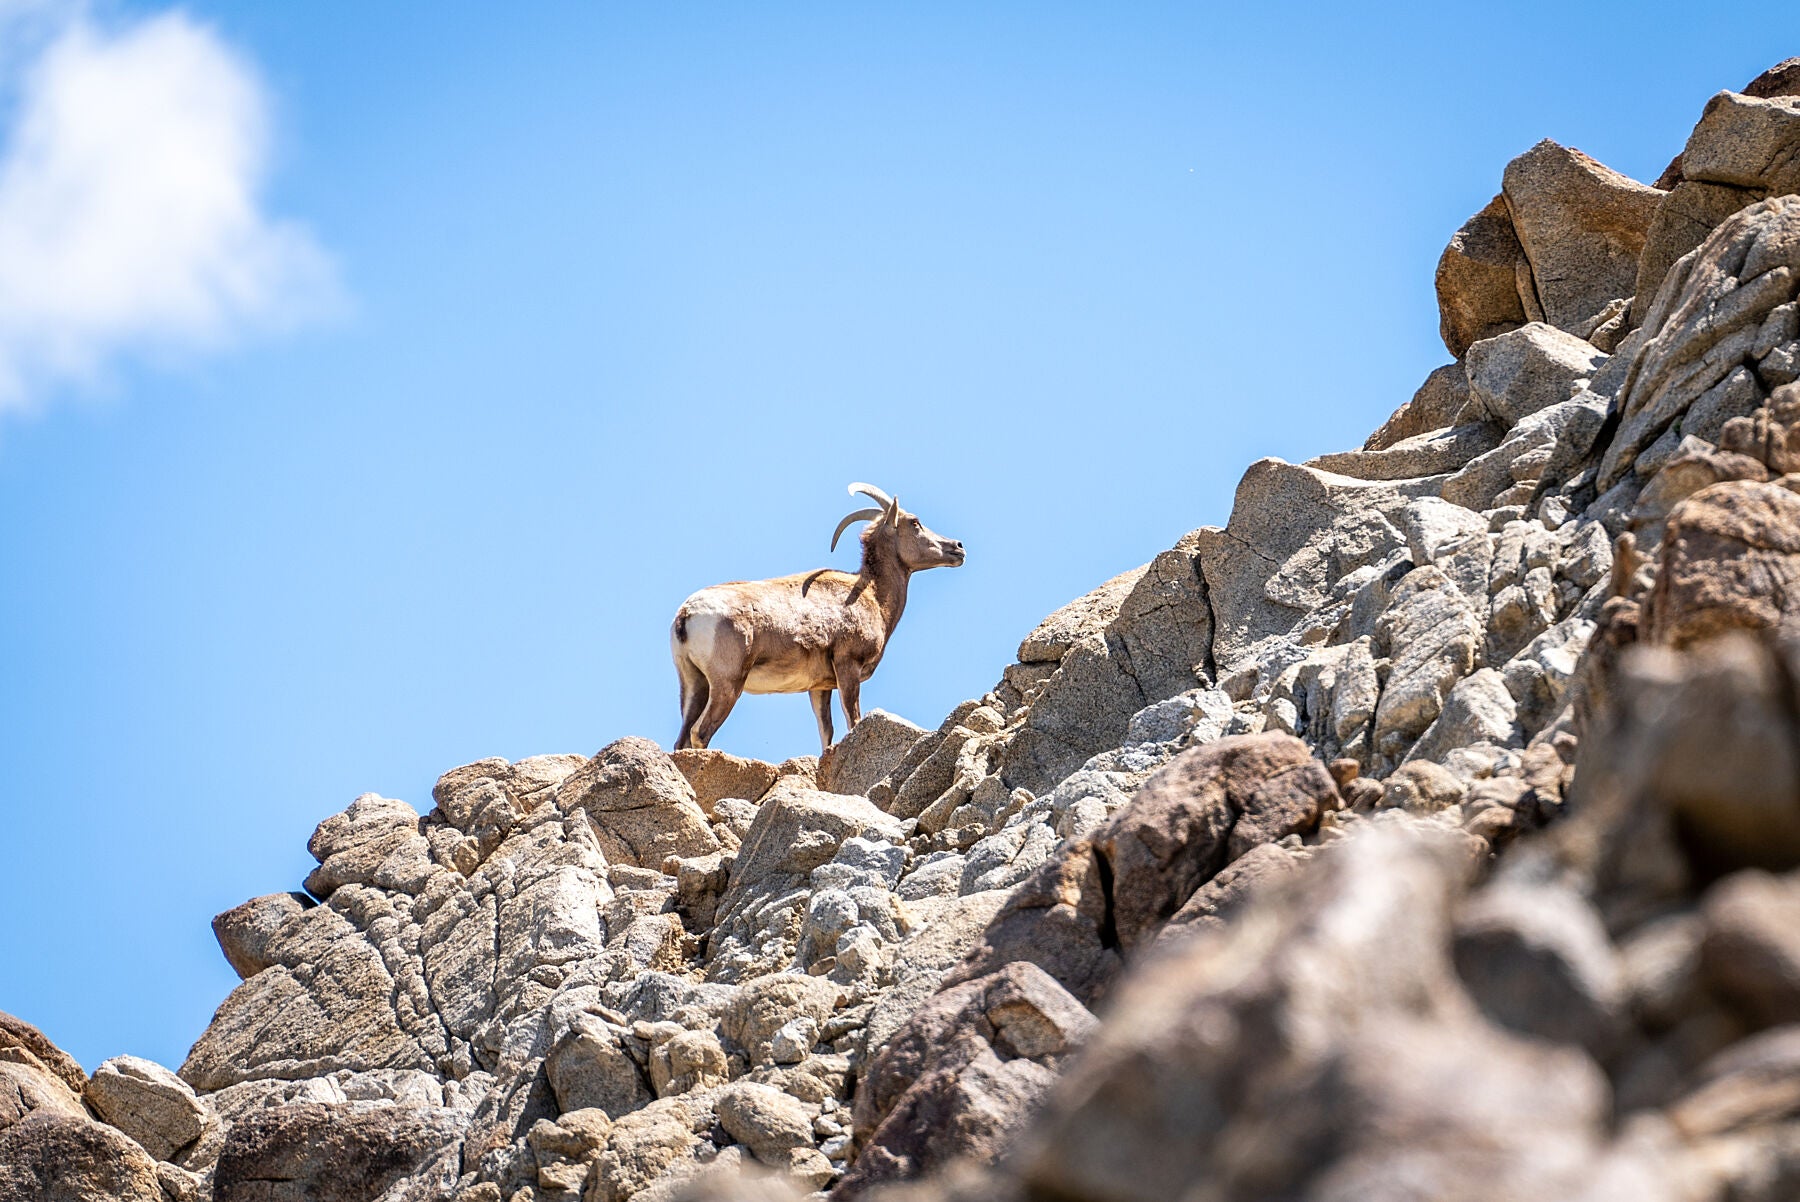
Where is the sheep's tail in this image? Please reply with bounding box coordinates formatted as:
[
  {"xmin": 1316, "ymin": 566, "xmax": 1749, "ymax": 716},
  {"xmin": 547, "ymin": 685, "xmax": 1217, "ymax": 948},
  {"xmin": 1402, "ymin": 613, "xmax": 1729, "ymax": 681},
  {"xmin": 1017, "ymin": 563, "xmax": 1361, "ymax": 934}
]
[{"xmin": 673, "ymin": 611, "xmax": 688, "ymax": 642}]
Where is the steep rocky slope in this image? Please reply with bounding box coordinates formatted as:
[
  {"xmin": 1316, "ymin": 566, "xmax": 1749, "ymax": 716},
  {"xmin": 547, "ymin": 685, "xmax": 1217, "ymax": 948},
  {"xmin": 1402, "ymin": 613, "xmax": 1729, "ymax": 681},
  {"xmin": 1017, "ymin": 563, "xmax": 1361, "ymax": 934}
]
[{"xmin": 11, "ymin": 57, "xmax": 1800, "ymax": 1202}]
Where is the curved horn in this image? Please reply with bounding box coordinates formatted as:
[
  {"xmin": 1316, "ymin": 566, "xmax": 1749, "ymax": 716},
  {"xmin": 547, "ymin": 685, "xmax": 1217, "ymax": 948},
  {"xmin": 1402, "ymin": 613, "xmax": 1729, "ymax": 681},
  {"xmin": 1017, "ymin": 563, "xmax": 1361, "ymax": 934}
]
[
  {"xmin": 848, "ymin": 482, "xmax": 894, "ymax": 511},
  {"xmin": 831, "ymin": 508, "xmax": 883, "ymax": 552}
]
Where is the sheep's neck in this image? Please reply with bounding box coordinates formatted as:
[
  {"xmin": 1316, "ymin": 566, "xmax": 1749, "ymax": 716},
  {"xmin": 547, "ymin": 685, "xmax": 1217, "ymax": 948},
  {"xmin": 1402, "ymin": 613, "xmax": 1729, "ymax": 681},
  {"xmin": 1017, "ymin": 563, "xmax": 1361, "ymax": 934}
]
[{"xmin": 859, "ymin": 543, "xmax": 911, "ymax": 639}]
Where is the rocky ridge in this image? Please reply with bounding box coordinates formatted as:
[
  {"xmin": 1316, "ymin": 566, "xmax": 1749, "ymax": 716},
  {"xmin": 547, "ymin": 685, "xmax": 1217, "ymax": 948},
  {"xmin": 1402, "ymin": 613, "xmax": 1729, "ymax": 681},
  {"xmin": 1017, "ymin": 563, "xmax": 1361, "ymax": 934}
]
[{"xmin": 12, "ymin": 57, "xmax": 1800, "ymax": 1202}]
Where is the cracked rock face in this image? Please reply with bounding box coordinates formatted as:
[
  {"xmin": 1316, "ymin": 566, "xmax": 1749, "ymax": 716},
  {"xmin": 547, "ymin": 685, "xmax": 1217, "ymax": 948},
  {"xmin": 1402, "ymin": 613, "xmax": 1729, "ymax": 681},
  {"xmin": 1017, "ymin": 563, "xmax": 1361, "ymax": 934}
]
[{"xmin": 19, "ymin": 57, "xmax": 1800, "ymax": 1202}]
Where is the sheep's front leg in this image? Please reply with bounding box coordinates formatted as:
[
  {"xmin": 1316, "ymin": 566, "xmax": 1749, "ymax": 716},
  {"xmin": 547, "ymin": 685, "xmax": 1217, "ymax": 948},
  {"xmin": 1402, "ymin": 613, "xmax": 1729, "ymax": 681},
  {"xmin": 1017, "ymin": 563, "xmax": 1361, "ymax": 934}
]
[
  {"xmin": 833, "ymin": 660, "xmax": 863, "ymax": 733},
  {"xmin": 810, "ymin": 688, "xmax": 835, "ymax": 753}
]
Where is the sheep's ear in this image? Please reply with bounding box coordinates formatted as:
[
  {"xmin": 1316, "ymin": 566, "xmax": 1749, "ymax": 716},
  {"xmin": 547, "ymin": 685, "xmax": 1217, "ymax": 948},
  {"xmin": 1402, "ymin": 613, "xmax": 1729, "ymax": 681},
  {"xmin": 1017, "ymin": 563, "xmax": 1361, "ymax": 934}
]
[{"xmin": 888, "ymin": 497, "xmax": 902, "ymax": 528}]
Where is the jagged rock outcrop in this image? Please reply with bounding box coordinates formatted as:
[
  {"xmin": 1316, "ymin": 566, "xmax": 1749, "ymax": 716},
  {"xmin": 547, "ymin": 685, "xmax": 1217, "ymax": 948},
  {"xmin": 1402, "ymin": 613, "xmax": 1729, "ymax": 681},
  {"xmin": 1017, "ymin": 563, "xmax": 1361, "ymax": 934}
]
[{"xmin": 17, "ymin": 56, "xmax": 1800, "ymax": 1202}]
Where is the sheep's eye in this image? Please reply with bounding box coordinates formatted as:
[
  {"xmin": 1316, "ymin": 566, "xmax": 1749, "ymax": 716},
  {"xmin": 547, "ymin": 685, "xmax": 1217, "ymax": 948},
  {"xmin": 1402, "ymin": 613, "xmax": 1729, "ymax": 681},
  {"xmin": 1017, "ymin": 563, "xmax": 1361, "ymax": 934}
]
[{"xmin": 909, "ymin": 518, "xmax": 921, "ymax": 528}]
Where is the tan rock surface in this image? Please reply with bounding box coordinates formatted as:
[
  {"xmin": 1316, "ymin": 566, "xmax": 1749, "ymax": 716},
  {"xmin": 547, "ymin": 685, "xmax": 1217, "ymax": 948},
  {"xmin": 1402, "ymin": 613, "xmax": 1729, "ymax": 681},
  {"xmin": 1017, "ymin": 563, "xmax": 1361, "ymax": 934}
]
[
  {"xmin": 1502, "ymin": 139, "xmax": 1661, "ymax": 336},
  {"xmin": 1436, "ymin": 193, "xmax": 1531, "ymax": 356}
]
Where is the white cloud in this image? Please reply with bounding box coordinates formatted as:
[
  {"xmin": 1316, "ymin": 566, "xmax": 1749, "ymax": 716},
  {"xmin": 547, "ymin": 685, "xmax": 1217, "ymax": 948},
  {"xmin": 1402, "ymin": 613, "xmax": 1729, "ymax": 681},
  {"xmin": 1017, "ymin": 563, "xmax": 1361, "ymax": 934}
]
[{"xmin": 0, "ymin": 5, "xmax": 337, "ymax": 413}]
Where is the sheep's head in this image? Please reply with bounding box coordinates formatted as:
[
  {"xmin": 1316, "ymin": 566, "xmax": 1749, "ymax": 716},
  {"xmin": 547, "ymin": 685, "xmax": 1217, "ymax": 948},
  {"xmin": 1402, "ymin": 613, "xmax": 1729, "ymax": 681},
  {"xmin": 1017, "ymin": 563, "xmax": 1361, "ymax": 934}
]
[{"xmin": 831, "ymin": 482, "xmax": 965, "ymax": 571}]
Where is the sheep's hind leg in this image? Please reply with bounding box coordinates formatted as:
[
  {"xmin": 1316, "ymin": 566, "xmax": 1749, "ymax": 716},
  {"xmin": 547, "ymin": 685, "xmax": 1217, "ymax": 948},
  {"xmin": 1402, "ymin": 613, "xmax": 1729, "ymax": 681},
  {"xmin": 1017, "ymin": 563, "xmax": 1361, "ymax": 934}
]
[
  {"xmin": 674, "ymin": 656, "xmax": 709, "ymax": 750},
  {"xmin": 686, "ymin": 618, "xmax": 751, "ymax": 751},
  {"xmin": 810, "ymin": 688, "xmax": 834, "ymax": 752},
  {"xmin": 690, "ymin": 675, "xmax": 744, "ymax": 750}
]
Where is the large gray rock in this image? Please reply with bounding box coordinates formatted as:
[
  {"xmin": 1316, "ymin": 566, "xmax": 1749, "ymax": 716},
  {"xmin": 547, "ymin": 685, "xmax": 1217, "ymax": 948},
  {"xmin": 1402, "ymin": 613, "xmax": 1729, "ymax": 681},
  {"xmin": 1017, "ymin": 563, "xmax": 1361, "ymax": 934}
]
[
  {"xmin": 1283, "ymin": 638, "xmax": 1382, "ymax": 759},
  {"xmin": 1463, "ymin": 322, "xmax": 1605, "ymax": 428},
  {"xmin": 1634, "ymin": 181, "xmax": 1764, "ymax": 324},
  {"xmin": 863, "ymin": 890, "xmax": 1010, "ymax": 1057},
  {"xmin": 602, "ymin": 972, "xmax": 737, "ymax": 1029},
  {"xmin": 1440, "ymin": 390, "xmax": 1611, "ymax": 511},
  {"xmin": 719, "ymin": 785, "xmax": 902, "ymax": 909},
  {"xmin": 948, "ymin": 735, "xmax": 1338, "ymax": 1004},
  {"xmin": 0, "ymin": 1012, "xmax": 87, "ymax": 1099},
  {"xmin": 558, "ymin": 738, "xmax": 720, "ymax": 868},
  {"xmin": 212, "ymin": 893, "xmax": 313, "ymax": 981},
  {"xmin": 416, "ymin": 884, "xmax": 500, "ymax": 1045},
  {"xmin": 585, "ymin": 1097, "xmax": 702, "ymax": 1202},
  {"xmin": 1306, "ymin": 421, "xmax": 1500, "ymax": 483},
  {"xmin": 211, "ymin": 1102, "xmax": 465, "ymax": 1202},
  {"xmin": 958, "ymin": 815, "xmax": 1064, "ymax": 897},
  {"xmin": 1682, "ymin": 363, "xmax": 1766, "ymax": 446},
  {"xmin": 180, "ymin": 899, "xmax": 435, "ymax": 1091},
  {"xmin": 1123, "ymin": 687, "xmax": 1234, "ymax": 747},
  {"xmin": 1103, "ymin": 734, "xmax": 1336, "ymax": 934},
  {"xmin": 817, "ymin": 710, "xmax": 927, "ymax": 798},
  {"xmin": 1371, "ymin": 567, "xmax": 1483, "ymax": 757},
  {"xmin": 1404, "ymin": 667, "xmax": 1522, "ymax": 765},
  {"xmin": 1016, "ymin": 567, "xmax": 1147, "ymax": 664},
  {"xmin": 83, "ymin": 1056, "xmax": 211, "ymax": 1161},
  {"xmin": 868, "ymin": 700, "xmax": 987, "ymax": 814},
  {"xmin": 1001, "ymin": 533, "xmax": 1213, "ymax": 794},
  {"xmin": 1042, "ymin": 741, "xmax": 1183, "ymax": 839},
  {"xmin": 1681, "ymin": 91, "xmax": 1800, "ymax": 198},
  {"xmin": 1081, "ymin": 539, "xmax": 1214, "ymax": 706},
  {"xmin": 0, "ymin": 1111, "xmax": 165, "ymax": 1202},
  {"xmin": 1197, "ymin": 459, "xmax": 1428, "ymax": 677},
  {"xmin": 495, "ymin": 858, "xmax": 609, "ymax": 985},
  {"xmin": 1632, "ymin": 87, "xmax": 1800, "ymax": 320},
  {"xmin": 714, "ymin": 1082, "xmax": 816, "ymax": 1166},
  {"xmin": 884, "ymin": 710, "xmax": 1000, "ymax": 823},
  {"xmin": 1501, "ymin": 139, "xmax": 1662, "ymax": 336},
  {"xmin": 431, "ymin": 755, "xmax": 586, "ymax": 870},
  {"xmin": 1601, "ymin": 196, "xmax": 1800, "ymax": 490},
  {"xmin": 1362, "ymin": 363, "xmax": 1472, "ymax": 452},
  {"xmin": 843, "ymin": 962, "xmax": 1094, "ymax": 1198},
  {"xmin": 305, "ymin": 794, "xmax": 426, "ymax": 900},
  {"xmin": 0, "ymin": 1061, "xmax": 87, "ymax": 1132},
  {"xmin": 1400, "ymin": 495, "xmax": 1492, "ymax": 600},
  {"xmin": 546, "ymin": 1010, "xmax": 655, "ymax": 1117},
  {"xmin": 720, "ymin": 974, "xmax": 841, "ymax": 1066}
]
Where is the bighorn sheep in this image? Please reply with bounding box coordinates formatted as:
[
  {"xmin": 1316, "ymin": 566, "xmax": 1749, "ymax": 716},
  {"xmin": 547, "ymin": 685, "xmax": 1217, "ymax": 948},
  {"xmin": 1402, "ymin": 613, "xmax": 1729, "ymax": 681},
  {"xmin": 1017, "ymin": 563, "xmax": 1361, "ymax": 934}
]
[{"xmin": 671, "ymin": 483, "xmax": 965, "ymax": 752}]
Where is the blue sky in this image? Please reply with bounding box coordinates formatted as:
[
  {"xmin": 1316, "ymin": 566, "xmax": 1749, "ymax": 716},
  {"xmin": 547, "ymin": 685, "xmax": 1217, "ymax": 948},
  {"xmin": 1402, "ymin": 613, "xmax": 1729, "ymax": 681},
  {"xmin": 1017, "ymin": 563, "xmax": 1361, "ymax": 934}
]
[{"xmin": 1, "ymin": 1, "xmax": 1793, "ymax": 1071}]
